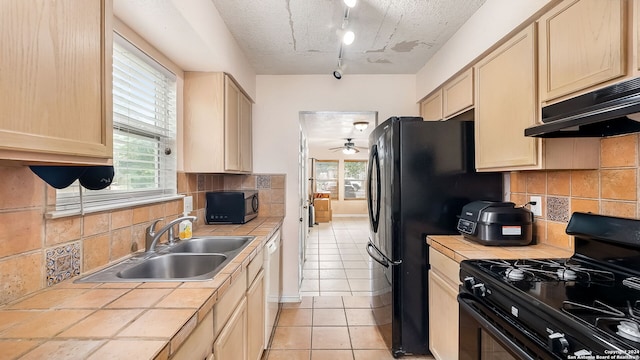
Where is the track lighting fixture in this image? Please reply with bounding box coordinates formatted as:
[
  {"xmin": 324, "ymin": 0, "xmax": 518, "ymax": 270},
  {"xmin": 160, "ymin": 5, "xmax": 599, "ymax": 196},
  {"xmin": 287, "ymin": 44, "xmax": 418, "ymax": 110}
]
[{"xmin": 332, "ymin": 0, "xmax": 356, "ymax": 79}]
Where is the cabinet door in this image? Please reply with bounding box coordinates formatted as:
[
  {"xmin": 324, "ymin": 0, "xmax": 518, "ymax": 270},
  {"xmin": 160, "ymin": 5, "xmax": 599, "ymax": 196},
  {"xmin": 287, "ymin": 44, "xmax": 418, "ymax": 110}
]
[
  {"xmin": 539, "ymin": 0, "xmax": 626, "ymax": 102},
  {"xmin": 172, "ymin": 310, "xmax": 214, "ymax": 360},
  {"xmin": 428, "ymin": 270, "xmax": 459, "ymax": 360},
  {"xmin": 224, "ymin": 76, "xmax": 241, "ymax": 171},
  {"xmin": 239, "ymin": 93, "xmax": 253, "ymax": 172},
  {"xmin": 420, "ymin": 89, "xmax": 443, "ymax": 121},
  {"xmin": 475, "ymin": 24, "xmax": 539, "ymax": 170},
  {"xmin": 214, "ymin": 297, "xmax": 247, "ymax": 360},
  {"xmin": 0, "ymin": 0, "xmax": 112, "ymax": 163},
  {"xmin": 247, "ymin": 270, "xmax": 265, "ymax": 360},
  {"xmin": 443, "ymin": 68, "xmax": 473, "ymax": 118}
]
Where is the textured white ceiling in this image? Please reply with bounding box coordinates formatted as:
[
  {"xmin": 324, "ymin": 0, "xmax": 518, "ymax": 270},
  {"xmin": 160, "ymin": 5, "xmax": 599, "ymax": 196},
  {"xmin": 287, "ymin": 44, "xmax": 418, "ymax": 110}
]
[
  {"xmin": 211, "ymin": 0, "xmax": 486, "ymax": 75},
  {"xmin": 301, "ymin": 111, "xmax": 376, "ymax": 153}
]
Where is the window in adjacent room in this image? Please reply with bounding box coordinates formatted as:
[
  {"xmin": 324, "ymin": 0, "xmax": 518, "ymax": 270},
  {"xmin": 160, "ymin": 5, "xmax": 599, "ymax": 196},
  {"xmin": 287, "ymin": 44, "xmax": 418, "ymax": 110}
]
[
  {"xmin": 315, "ymin": 160, "xmax": 339, "ymax": 199},
  {"xmin": 53, "ymin": 32, "xmax": 178, "ymax": 216},
  {"xmin": 344, "ymin": 160, "xmax": 367, "ymax": 200}
]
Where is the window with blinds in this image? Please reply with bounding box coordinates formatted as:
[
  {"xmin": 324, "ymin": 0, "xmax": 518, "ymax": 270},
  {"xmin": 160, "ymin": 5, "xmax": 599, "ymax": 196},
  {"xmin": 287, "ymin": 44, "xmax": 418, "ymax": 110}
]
[{"xmin": 53, "ymin": 33, "xmax": 178, "ymax": 216}]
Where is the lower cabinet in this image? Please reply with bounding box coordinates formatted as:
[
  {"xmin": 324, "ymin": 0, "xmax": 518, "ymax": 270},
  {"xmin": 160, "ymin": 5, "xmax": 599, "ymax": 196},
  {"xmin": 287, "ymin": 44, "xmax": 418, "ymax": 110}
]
[
  {"xmin": 428, "ymin": 248, "xmax": 460, "ymax": 360},
  {"xmin": 247, "ymin": 270, "xmax": 265, "ymax": 360},
  {"xmin": 172, "ymin": 310, "xmax": 214, "ymax": 360},
  {"xmin": 214, "ymin": 297, "xmax": 248, "ymax": 360}
]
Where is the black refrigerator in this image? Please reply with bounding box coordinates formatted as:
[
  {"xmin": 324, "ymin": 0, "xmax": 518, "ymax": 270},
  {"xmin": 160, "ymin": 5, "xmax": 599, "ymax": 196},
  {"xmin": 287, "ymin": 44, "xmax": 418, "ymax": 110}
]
[{"xmin": 366, "ymin": 116, "xmax": 502, "ymax": 357}]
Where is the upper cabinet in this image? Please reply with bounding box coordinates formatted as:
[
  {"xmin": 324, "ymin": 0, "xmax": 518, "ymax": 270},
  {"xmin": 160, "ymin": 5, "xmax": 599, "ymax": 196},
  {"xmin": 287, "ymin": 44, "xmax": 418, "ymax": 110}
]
[
  {"xmin": 474, "ymin": 24, "xmax": 599, "ymax": 171},
  {"xmin": 0, "ymin": 0, "xmax": 113, "ymax": 165},
  {"xmin": 420, "ymin": 68, "xmax": 474, "ymax": 121},
  {"xmin": 475, "ymin": 25, "xmax": 539, "ymax": 170},
  {"xmin": 443, "ymin": 68, "xmax": 474, "ymax": 118},
  {"xmin": 184, "ymin": 72, "xmax": 253, "ymax": 173},
  {"xmin": 539, "ymin": 0, "xmax": 626, "ymax": 103},
  {"xmin": 420, "ymin": 89, "xmax": 443, "ymax": 121}
]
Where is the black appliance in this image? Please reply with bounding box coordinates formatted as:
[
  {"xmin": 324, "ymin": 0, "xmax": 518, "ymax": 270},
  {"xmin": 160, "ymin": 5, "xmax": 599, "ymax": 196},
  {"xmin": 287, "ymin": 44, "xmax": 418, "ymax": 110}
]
[
  {"xmin": 459, "ymin": 212, "xmax": 640, "ymax": 360},
  {"xmin": 366, "ymin": 116, "xmax": 503, "ymax": 357},
  {"xmin": 457, "ymin": 201, "xmax": 533, "ymax": 246},
  {"xmin": 525, "ymin": 77, "xmax": 640, "ymax": 138},
  {"xmin": 205, "ymin": 190, "xmax": 258, "ymax": 224}
]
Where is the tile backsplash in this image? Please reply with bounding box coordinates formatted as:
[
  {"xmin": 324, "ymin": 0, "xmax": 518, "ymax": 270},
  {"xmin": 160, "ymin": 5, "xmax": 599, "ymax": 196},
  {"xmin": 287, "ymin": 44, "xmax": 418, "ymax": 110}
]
[
  {"xmin": 0, "ymin": 168, "xmax": 285, "ymax": 306},
  {"xmin": 511, "ymin": 133, "xmax": 639, "ymax": 250}
]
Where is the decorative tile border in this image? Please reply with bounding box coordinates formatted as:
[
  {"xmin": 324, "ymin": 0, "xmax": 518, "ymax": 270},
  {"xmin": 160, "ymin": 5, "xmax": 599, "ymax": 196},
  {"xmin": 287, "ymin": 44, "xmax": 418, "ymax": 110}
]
[
  {"xmin": 257, "ymin": 175, "xmax": 271, "ymax": 189},
  {"xmin": 547, "ymin": 196, "xmax": 570, "ymax": 222},
  {"xmin": 46, "ymin": 242, "xmax": 81, "ymax": 286}
]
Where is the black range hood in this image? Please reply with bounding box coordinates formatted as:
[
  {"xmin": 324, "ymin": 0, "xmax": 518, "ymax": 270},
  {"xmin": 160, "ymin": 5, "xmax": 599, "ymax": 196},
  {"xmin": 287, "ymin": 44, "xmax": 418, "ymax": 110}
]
[{"xmin": 525, "ymin": 77, "xmax": 640, "ymax": 138}]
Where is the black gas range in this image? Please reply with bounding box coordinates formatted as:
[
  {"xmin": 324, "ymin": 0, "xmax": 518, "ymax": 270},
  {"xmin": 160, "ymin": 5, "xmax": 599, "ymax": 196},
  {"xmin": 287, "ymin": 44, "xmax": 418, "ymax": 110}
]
[{"xmin": 458, "ymin": 212, "xmax": 640, "ymax": 360}]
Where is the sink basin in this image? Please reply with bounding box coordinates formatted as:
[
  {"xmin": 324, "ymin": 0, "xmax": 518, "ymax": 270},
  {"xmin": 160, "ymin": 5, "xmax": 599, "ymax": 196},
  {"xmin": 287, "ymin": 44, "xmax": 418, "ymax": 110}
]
[
  {"xmin": 74, "ymin": 236, "xmax": 255, "ymax": 283},
  {"xmin": 116, "ymin": 253, "xmax": 227, "ymax": 280},
  {"xmin": 168, "ymin": 236, "xmax": 253, "ymax": 254}
]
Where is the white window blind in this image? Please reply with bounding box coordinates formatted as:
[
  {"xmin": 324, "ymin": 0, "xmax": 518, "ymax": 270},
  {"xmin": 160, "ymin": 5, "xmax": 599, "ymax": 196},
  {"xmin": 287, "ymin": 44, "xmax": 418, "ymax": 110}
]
[{"xmin": 53, "ymin": 33, "xmax": 178, "ymax": 216}]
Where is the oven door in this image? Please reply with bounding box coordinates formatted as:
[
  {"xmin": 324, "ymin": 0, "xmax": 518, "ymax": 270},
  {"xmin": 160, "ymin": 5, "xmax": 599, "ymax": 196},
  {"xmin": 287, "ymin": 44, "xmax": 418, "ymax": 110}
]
[{"xmin": 458, "ymin": 292, "xmax": 559, "ymax": 360}]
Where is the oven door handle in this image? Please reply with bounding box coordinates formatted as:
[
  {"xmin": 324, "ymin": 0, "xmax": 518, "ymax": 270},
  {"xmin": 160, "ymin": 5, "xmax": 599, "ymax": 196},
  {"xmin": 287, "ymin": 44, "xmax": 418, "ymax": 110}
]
[{"xmin": 458, "ymin": 293, "xmax": 537, "ymax": 360}]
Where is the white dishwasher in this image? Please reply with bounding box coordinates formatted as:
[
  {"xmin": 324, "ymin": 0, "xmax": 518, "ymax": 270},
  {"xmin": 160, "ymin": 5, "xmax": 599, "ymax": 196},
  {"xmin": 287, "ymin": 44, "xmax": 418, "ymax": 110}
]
[{"xmin": 263, "ymin": 230, "xmax": 281, "ymax": 346}]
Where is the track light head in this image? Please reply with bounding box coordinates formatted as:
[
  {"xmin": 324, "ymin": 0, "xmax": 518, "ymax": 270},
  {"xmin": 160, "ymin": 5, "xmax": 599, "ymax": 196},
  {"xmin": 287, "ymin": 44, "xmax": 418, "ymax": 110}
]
[{"xmin": 333, "ymin": 68, "xmax": 343, "ymax": 80}]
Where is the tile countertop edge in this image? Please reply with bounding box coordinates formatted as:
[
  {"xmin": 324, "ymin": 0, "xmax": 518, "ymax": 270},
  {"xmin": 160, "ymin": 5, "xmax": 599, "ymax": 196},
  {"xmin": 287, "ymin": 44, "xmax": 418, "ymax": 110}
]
[
  {"xmin": 426, "ymin": 235, "xmax": 574, "ymax": 263},
  {"xmin": 0, "ymin": 216, "xmax": 284, "ymax": 360}
]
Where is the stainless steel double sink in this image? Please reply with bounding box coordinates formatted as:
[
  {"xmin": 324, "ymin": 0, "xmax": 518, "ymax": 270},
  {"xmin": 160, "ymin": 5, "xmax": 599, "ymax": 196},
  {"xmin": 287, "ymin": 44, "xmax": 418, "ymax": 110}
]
[{"xmin": 75, "ymin": 236, "xmax": 254, "ymax": 283}]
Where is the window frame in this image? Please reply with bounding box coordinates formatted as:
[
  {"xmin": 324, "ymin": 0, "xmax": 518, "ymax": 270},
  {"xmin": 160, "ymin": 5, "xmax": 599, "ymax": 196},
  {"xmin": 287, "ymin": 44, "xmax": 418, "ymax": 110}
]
[
  {"xmin": 314, "ymin": 160, "xmax": 339, "ymax": 200},
  {"xmin": 343, "ymin": 159, "xmax": 367, "ymax": 200},
  {"xmin": 51, "ymin": 31, "xmax": 179, "ymax": 218}
]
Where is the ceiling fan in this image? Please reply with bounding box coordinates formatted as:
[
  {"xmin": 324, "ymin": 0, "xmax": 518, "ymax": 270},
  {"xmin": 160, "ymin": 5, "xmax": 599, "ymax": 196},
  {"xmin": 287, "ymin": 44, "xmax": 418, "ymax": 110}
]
[{"xmin": 329, "ymin": 138, "xmax": 368, "ymax": 154}]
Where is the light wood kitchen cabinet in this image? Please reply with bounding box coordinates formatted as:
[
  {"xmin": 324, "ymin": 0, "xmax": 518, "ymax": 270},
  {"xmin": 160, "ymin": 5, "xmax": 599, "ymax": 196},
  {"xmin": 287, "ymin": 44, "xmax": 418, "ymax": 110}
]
[
  {"xmin": 420, "ymin": 89, "xmax": 443, "ymax": 121},
  {"xmin": 443, "ymin": 68, "xmax": 474, "ymax": 119},
  {"xmin": 474, "ymin": 24, "xmax": 600, "ymax": 171},
  {"xmin": 214, "ymin": 297, "xmax": 247, "ymax": 360},
  {"xmin": 538, "ymin": 0, "xmax": 626, "ymax": 103},
  {"xmin": 184, "ymin": 72, "xmax": 253, "ymax": 173},
  {"xmin": 475, "ymin": 24, "xmax": 539, "ymax": 170},
  {"xmin": 0, "ymin": 0, "xmax": 113, "ymax": 164},
  {"xmin": 428, "ymin": 247, "xmax": 460, "ymax": 360},
  {"xmin": 172, "ymin": 310, "xmax": 214, "ymax": 360},
  {"xmin": 247, "ymin": 270, "xmax": 265, "ymax": 360}
]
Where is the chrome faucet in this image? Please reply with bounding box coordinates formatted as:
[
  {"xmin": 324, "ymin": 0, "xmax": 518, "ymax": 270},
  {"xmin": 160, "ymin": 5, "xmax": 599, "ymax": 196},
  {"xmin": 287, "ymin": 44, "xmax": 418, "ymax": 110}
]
[{"xmin": 145, "ymin": 216, "xmax": 197, "ymax": 252}]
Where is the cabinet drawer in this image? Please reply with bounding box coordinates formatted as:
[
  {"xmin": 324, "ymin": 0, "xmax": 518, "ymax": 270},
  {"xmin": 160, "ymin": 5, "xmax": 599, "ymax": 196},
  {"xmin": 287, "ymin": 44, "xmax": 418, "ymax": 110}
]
[
  {"xmin": 172, "ymin": 310, "xmax": 214, "ymax": 360},
  {"xmin": 429, "ymin": 248, "xmax": 460, "ymax": 285},
  {"xmin": 247, "ymin": 248, "xmax": 264, "ymax": 288}
]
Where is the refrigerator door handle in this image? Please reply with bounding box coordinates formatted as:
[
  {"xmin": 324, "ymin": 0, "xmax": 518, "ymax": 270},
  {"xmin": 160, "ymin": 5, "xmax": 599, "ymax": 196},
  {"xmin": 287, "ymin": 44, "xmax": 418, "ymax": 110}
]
[
  {"xmin": 367, "ymin": 240, "xmax": 403, "ymax": 267},
  {"xmin": 366, "ymin": 242, "xmax": 389, "ymax": 268},
  {"xmin": 367, "ymin": 144, "xmax": 381, "ymax": 233}
]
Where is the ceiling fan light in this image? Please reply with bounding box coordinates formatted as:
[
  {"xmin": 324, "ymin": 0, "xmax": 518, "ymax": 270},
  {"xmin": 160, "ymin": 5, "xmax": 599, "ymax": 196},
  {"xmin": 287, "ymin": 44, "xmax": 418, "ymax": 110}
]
[
  {"xmin": 342, "ymin": 31, "xmax": 355, "ymax": 45},
  {"xmin": 353, "ymin": 121, "xmax": 369, "ymax": 131},
  {"xmin": 343, "ymin": 0, "xmax": 357, "ymax": 8},
  {"xmin": 342, "ymin": 147, "xmax": 357, "ymax": 155}
]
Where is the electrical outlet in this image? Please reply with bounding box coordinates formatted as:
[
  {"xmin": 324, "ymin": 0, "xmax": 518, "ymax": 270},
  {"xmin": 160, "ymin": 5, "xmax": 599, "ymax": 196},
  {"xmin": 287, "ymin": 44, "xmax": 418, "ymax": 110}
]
[
  {"xmin": 530, "ymin": 196, "xmax": 542, "ymax": 217},
  {"xmin": 183, "ymin": 196, "xmax": 193, "ymax": 214}
]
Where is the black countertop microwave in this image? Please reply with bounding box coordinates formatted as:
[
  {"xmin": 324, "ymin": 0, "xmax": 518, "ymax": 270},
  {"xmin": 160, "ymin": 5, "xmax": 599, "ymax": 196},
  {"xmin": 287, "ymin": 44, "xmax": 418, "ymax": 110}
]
[{"xmin": 205, "ymin": 190, "xmax": 259, "ymax": 224}]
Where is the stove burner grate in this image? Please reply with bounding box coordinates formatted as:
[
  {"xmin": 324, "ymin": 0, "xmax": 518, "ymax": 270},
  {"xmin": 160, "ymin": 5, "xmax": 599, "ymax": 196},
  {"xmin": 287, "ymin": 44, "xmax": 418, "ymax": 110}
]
[
  {"xmin": 623, "ymin": 277, "xmax": 640, "ymax": 291},
  {"xmin": 477, "ymin": 259, "xmax": 616, "ymax": 284},
  {"xmin": 563, "ymin": 300, "xmax": 640, "ymax": 343}
]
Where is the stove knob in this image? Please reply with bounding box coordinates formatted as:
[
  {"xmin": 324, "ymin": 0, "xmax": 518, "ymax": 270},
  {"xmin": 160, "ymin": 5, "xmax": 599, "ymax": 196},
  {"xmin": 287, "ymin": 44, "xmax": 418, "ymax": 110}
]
[
  {"xmin": 472, "ymin": 283, "xmax": 486, "ymax": 297},
  {"xmin": 463, "ymin": 276, "xmax": 476, "ymax": 290},
  {"xmin": 548, "ymin": 332, "xmax": 570, "ymax": 355}
]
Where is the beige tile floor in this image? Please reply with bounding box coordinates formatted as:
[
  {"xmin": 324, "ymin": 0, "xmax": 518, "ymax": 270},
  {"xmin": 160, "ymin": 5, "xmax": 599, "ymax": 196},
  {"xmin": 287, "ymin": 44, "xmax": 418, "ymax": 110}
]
[{"xmin": 263, "ymin": 217, "xmax": 434, "ymax": 360}]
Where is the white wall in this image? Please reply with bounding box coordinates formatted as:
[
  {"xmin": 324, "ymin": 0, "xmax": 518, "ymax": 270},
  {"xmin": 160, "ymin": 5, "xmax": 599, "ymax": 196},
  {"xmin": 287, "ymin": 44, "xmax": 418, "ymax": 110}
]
[
  {"xmin": 253, "ymin": 74, "xmax": 417, "ymax": 300},
  {"xmin": 415, "ymin": 0, "xmax": 553, "ymax": 102}
]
